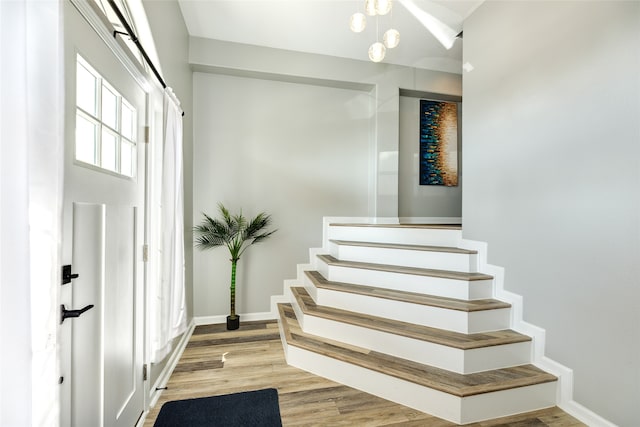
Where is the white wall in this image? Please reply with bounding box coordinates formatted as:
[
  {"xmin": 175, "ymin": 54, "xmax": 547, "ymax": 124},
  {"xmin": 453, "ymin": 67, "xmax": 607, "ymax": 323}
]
[
  {"xmin": 189, "ymin": 38, "xmax": 461, "ymax": 316},
  {"xmin": 398, "ymin": 95, "xmax": 462, "ymax": 219},
  {"xmin": 189, "ymin": 37, "xmax": 463, "ymax": 219},
  {"xmin": 1, "ymin": 1, "xmax": 64, "ymax": 425},
  {"xmin": 1, "ymin": 3, "xmax": 33, "ymax": 424},
  {"xmin": 462, "ymin": 2, "xmax": 640, "ymax": 425},
  {"xmin": 192, "ymin": 73, "xmax": 371, "ymax": 316},
  {"xmin": 188, "ymin": 38, "xmax": 462, "ymax": 319}
]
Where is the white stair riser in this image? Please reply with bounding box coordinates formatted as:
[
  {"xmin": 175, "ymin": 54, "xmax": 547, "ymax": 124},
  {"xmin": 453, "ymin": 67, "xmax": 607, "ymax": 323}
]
[
  {"xmin": 290, "ymin": 293, "xmax": 531, "ymax": 374},
  {"xmin": 328, "ymin": 226, "xmax": 462, "ymax": 247},
  {"xmin": 462, "ymin": 343, "xmax": 533, "ymax": 375},
  {"xmin": 317, "ymin": 260, "xmax": 493, "ymax": 301},
  {"xmin": 284, "ymin": 343, "xmax": 555, "ymax": 425},
  {"xmin": 460, "ymin": 382, "xmax": 557, "ymax": 424},
  {"xmin": 308, "ymin": 283, "xmax": 511, "ymax": 334},
  {"xmin": 303, "ymin": 278, "xmax": 319, "ymax": 301},
  {"xmin": 329, "ymin": 242, "xmax": 478, "ymax": 273},
  {"xmin": 285, "ymin": 343, "xmax": 462, "ymax": 423}
]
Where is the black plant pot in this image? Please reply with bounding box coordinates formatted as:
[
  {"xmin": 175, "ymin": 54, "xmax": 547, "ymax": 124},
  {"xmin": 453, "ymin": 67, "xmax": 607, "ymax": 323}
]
[{"xmin": 226, "ymin": 315, "xmax": 240, "ymax": 330}]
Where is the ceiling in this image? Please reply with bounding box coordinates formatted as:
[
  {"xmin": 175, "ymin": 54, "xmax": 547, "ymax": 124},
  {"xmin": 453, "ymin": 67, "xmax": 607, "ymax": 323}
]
[{"xmin": 177, "ymin": 0, "xmax": 484, "ymax": 74}]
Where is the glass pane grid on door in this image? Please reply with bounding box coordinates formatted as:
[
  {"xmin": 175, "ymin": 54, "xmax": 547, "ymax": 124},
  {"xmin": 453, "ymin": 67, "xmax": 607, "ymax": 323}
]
[{"xmin": 75, "ymin": 54, "xmax": 137, "ymax": 178}]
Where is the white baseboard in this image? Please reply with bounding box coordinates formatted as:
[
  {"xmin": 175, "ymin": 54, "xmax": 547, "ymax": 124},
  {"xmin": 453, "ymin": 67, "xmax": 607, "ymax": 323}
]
[
  {"xmin": 194, "ymin": 310, "xmax": 276, "ymax": 326},
  {"xmin": 560, "ymin": 398, "xmax": 618, "ymax": 427},
  {"xmin": 399, "ymin": 216, "xmax": 462, "ymax": 224}
]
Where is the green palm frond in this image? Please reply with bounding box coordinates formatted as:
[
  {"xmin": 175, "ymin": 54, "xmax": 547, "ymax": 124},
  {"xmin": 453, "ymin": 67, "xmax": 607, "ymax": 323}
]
[
  {"xmin": 194, "ymin": 212, "xmax": 232, "ymax": 250},
  {"xmin": 194, "ymin": 204, "xmax": 277, "ymax": 261}
]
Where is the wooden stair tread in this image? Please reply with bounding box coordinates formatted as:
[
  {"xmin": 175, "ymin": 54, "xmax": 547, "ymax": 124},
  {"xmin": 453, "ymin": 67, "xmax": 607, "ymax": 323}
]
[
  {"xmin": 305, "ymin": 270, "xmax": 510, "ymax": 313},
  {"xmin": 329, "ymin": 223, "xmax": 462, "ymax": 230},
  {"xmin": 279, "ymin": 303, "xmax": 556, "ymax": 398},
  {"xmin": 291, "ymin": 287, "xmax": 529, "ymax": 350},
  {"xmin": 329, "ymin": 239, "xmax": 478, "ymax": 254},
  {"xmin": 318, "ymin": 254, "xmax": 493, "ymax": 281}
]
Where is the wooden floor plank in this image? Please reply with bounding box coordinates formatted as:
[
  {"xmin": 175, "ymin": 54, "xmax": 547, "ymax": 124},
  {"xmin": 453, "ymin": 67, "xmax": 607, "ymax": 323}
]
[{"xmin": 143, "ymin": 320, "xmax": 584, "ymax": 427}]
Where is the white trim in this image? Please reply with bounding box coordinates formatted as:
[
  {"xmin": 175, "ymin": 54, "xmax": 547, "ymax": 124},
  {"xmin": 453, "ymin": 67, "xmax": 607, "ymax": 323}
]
[
  {"xmin": 399, "ymin": 216, "xmax": 462, "ymax": 224},
  {"xmin": 68, "ymin": 0, "xmax": 154, "ymax": 93},
  {"xmin": 459, "ymin": 238, "xmax": 615, "ymax": 427},
  {"xmin": 194, "ymin": 311, "xmax": 276, "ymax": 326},
  {"xmin": 126, "ymin": 0, "xmax": 163, "ymax": 77},
  {"xmin": 560, "ymin": 398, "xmax": 618, "ymax": 427}
]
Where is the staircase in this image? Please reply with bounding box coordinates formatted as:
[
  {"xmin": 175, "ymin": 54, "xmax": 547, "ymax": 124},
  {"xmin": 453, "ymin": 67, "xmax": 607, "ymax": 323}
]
[{"xmin": 275, "ymin": 222, "xmax": 558, "ymax": 425}]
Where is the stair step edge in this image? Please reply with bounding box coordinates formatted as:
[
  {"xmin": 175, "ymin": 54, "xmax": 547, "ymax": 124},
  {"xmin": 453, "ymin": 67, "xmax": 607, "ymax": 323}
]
[
  {"xmin": 290, "ymin": 287, "xmax": 530, "ymax": 350},
  {"xmin": 278, "ymin": 303, "xmax": 556, "ymax": 398},
  {"xmin": 304, "ymin": 270, "xmax": 510, "ymax": 313},
  {"xmin": 329, "ymin": 223, "xmax": 462, "ymax": 230},
  {"xmin": 330, "ymin": 239, "xmax": 477, "ymax": 254},
  {"xmin": 318, "ymin": 254, "xmax": 493, "ymax": 281}
]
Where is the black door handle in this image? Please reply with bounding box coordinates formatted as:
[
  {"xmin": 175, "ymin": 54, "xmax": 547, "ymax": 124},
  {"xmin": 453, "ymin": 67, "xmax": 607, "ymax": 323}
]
[
  {"xmin": 60, "ymin": 304, "xmax": 94, "ymax": 324},
  {"xmin": 62, "ymin": 265, "xmax": 79, "ymax": 285}
]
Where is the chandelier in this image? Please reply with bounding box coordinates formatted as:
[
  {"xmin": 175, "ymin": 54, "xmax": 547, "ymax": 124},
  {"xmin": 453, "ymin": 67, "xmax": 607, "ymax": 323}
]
[{"xmin": 349, "ymin": 0, "xmax": 400, "ymax": 63}]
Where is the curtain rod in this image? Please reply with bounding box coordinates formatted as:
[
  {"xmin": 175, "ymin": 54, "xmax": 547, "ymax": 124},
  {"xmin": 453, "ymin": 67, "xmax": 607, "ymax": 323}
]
[{"xmin": 107, "ymin": 0, "xmax": 185, "ymax": 116}]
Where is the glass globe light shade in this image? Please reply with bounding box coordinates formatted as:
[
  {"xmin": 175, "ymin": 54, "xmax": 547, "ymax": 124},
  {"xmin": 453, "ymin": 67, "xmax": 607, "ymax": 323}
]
[
  {"xmin": 349, "ymin": 12, "xmax": 367, "ymax": 33},
  {"xmin": 383, "ymin": 28, "xmax": 400, "ymax": 48},
  {"xmin": 365, "ymin": 0, "xmax": 377, "ymax": 16},
  {"xmin": 375, "ymin": 0, "xmax": 393, "ymax": 16},
  {"xmin": 368, "ymin": 42, "xmax": 386, "ymax": 62}
]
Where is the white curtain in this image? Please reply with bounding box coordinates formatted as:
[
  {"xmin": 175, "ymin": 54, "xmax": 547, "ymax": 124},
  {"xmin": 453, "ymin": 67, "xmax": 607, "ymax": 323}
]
[{"xmin": 151, "ymin": 88, "xmax": 187, "ymax": 362}]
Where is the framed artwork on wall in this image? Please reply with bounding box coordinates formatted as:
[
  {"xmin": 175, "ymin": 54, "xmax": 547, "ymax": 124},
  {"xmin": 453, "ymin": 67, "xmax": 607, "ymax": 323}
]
[{"xmin": 419, "ymin": 100, "xmax": 458, "ymax": 186}]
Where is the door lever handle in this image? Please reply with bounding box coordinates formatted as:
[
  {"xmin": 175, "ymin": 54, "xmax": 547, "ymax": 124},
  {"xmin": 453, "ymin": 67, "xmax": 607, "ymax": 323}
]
[
  {"xmin": 62, "ymin": 265, "xmax": 79, "ymax": 285},
  {"xmin": 60, "ymin": 304, "xmax": 94, "ymax": 324}
]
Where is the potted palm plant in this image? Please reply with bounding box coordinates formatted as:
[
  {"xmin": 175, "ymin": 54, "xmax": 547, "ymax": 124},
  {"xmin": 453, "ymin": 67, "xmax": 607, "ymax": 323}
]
[{"xmin": 194, "ymin": 203, "xmax": 277, "ymax": 330}]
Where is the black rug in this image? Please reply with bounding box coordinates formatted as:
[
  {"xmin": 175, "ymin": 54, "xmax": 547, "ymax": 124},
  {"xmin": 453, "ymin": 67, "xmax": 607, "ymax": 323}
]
[{"xmin": 154, "ymin": 388, "xmax": 282, "ymax": 427}]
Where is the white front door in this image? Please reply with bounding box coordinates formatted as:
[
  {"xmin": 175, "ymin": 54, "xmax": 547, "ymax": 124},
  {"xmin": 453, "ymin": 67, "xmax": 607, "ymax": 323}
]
[{"xmin": 61, "ymin": 2, "xmax": 146, "ymax": 426}]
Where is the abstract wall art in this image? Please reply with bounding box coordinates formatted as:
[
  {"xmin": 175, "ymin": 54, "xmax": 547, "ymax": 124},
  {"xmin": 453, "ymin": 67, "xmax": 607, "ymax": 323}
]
[{"xmin": 419, "ymin": 100, "xmax": 459, "ymax": 186}]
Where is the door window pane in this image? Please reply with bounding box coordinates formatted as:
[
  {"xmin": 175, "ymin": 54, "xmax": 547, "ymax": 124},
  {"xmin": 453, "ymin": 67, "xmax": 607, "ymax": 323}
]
[
  {"xmin": 121, "ymin": 102, "xmax": 135, "ymax": 141},
  {"xmin": 101, "ymin": 129, "xmax": 118, "ymax": 172},
  {"xmin": 76, "ymin": 114, "xmax": 97, "ymax": 165},
  {"xmin": 102, "ymin": 85, "xmax": 118, "ymax": 130},
  {"xmin": 76, "ymin": 62, "xmax": 97, "ymax": 116},
  {"xmin": 121, "ymin": 140, "xmax": 135, "ymax": 178}
]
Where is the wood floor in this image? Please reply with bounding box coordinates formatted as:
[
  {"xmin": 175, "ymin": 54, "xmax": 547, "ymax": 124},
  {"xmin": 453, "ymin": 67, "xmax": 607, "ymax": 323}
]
[{"xmin": 143, "ymin": 320, "xmax": 585, "ymax": 427}]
